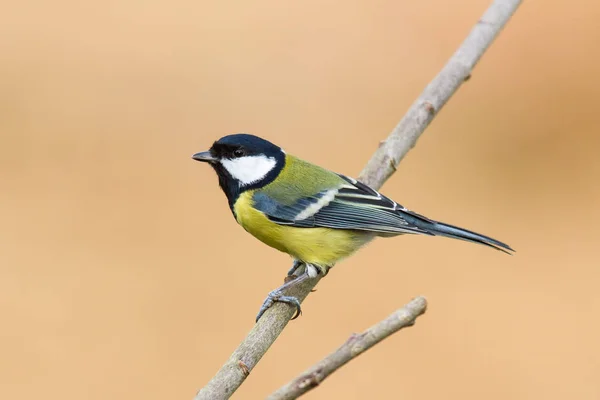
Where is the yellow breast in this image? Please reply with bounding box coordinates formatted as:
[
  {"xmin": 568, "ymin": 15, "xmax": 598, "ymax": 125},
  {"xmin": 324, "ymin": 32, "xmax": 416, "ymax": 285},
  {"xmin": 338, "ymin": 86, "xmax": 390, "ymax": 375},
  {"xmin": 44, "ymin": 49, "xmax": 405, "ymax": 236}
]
[{"xmin": 233, "ymin": 191, "xmax": 372, "ymax": 268}]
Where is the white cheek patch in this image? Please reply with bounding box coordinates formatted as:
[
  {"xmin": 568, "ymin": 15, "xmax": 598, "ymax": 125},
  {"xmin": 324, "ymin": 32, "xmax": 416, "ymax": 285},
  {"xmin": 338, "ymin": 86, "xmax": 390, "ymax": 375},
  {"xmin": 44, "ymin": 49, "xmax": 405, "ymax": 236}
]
[{"xmin": 220, "ymin": 155, "xmax": 277, "ymax": 186}]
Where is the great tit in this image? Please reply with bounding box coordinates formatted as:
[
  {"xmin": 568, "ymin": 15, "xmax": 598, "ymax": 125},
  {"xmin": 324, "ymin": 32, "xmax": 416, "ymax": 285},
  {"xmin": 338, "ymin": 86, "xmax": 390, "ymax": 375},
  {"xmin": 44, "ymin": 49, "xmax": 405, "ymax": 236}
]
[{"xmin": 193, "ymin": 134, "xmax": 513, "ymax": 321}]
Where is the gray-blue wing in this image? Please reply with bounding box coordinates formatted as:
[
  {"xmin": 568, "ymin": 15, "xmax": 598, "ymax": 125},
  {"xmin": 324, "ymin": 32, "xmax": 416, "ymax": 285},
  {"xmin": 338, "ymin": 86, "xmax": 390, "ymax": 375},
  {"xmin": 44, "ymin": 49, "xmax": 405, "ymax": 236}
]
[{"xmin": 252, "ymin": 174, "xmax": 432, "ymax": 235}]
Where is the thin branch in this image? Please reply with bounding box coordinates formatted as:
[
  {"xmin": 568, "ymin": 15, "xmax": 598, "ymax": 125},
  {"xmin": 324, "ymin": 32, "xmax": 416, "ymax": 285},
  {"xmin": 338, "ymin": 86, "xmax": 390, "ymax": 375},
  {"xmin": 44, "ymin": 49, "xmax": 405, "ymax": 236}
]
[
  {"xmin": 194, "ymin": 1, "xmax": 521, "ymax": 399},
  {"xmin": 194, "ymin": 278, "xmax": 322, "ymax": 400},
  {"xmin": 267, "ymin": 297, "xmax": 428, "ymax": 400},
  {"xmin": 360, "ymin": 0, "xmax": 522, "ymax": 185}
]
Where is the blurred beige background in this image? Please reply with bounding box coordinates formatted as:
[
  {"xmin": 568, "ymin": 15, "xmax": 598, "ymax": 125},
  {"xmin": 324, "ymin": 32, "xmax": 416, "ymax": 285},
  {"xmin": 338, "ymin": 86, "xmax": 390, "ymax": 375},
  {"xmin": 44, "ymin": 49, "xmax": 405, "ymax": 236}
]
[{"xmin": 1, "ymin": 0, "xmax": 598, "ymax": 399}]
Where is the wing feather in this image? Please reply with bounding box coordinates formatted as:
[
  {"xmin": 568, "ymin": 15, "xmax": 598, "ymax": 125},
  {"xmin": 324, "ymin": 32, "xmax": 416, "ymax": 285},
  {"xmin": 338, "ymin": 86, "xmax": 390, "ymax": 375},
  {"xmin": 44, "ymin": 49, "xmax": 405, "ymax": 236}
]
[
  {"xmin": 252, "ymin": 172, "xmax": 513, "ymax": 253},
  {"xmin": 252, "ymin": 174, "xmax": 430, "ymax": 235}
]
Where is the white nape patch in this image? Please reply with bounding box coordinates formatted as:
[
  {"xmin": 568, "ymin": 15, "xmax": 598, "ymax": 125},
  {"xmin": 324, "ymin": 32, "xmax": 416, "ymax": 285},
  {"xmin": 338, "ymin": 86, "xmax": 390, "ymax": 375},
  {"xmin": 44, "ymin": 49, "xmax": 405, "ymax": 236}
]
[
  {"xmin": 305, "ymin": 264, "xmax": 319, "ymax": 278},
  {"xmin": 294, "ymin": 188, "xmax": 338, "ymax": 221},
  {"xmin": 220, "ymin": 155, "xmax": 277, "ymax": 186}
]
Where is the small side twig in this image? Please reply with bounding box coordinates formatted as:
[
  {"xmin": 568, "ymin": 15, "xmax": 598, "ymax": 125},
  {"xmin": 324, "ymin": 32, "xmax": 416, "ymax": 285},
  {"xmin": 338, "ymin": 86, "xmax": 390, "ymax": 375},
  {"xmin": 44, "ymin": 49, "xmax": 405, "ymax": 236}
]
[{"xmin": 267, "ymin": 297, "xmax": 428, "ymax": 400}]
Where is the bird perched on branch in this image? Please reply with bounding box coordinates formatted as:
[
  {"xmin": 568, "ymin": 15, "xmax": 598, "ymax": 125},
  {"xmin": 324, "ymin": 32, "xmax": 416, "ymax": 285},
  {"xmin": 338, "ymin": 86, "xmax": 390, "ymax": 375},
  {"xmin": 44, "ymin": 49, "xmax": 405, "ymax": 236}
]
[{"xmin": 192, "ymin": 134, "xmax": 513, "ymax": 321}]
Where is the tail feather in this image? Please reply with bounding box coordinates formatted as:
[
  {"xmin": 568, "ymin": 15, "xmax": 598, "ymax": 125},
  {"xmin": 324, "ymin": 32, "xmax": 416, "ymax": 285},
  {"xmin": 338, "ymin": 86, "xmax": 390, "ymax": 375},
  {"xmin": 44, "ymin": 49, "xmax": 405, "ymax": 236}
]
[
  {"xmin": 427, "ymin": 221, "xmax": 514, "ymax": 254},
  {"xmin": 399, "ymin": 211, "xmax": 514, "ymax": 254}
]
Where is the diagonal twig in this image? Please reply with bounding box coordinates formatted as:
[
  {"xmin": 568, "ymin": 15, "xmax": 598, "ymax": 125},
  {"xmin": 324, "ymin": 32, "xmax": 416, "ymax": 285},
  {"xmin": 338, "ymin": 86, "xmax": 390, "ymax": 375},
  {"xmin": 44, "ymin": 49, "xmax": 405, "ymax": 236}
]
[
  {"xmin": 360, "ymin": 0, "xmax": 522, "ymax": 185},
  {"xmin": 267, "ymin": 297, "xmax": 428, "ymax": 400},
  {"xmin": 194, "ymin": 1, "xmax": 521, "ymax": 399}
]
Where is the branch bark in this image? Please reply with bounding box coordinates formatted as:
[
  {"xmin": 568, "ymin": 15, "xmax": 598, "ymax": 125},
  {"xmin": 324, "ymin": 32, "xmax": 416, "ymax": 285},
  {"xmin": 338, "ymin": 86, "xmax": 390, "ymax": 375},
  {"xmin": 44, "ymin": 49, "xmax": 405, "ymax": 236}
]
[
  {"xmin": 194, "ymin": 1, "xmax": 521, "ymax": 399},
  {"xmin": 267, "ymin": 297, "xmax": 428, "ymax": 400},
  {"xmin": 360, "ymin": 0, "xmax": 522, "ymax": 184}
]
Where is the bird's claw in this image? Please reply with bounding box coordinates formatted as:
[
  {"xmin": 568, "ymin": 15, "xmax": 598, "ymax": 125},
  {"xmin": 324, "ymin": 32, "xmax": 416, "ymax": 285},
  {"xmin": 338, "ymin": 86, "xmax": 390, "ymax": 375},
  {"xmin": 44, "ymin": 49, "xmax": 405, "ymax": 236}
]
[{"xmin": 255, "ymin": 289, "xmax": 302, "ymax": 322}]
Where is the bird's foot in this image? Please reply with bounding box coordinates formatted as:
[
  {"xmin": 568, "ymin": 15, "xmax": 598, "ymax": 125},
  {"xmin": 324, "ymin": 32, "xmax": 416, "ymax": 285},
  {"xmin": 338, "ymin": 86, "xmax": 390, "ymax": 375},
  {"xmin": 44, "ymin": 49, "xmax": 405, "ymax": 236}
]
[
  {"xmin": 255, "ymin": 267, "xmax": 317, "ymax": 322},
  {"xmin": 255, "ymin": 289, "xmax": 302, "ymax": 322}
]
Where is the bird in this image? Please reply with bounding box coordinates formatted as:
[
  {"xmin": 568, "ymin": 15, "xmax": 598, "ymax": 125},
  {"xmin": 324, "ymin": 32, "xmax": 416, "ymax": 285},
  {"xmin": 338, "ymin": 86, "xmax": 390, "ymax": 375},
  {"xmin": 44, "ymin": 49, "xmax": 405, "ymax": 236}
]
[{"xmin": 192, "ymin": 134, "xmax": 513, "ymax": 321}]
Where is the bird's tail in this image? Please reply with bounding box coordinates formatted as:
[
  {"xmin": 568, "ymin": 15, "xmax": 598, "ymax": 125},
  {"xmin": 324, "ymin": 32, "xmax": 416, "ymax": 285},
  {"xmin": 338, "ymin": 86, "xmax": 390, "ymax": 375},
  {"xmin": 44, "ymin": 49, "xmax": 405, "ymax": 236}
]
[
  {"xmin": 426, "ymin": 221, "xmax": 514, "ymax": 254},
  {"xmin": 399, "ymin": 211, "xmax": 514, "ymax": 254}
]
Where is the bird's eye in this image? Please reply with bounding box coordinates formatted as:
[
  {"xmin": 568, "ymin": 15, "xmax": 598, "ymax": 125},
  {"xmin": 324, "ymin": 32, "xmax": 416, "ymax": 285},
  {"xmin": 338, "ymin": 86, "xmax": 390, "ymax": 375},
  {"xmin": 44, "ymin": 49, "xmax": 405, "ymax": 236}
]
[{"xmin": 233, "ymin": 149, "xmax": 245, "ymax": 158}]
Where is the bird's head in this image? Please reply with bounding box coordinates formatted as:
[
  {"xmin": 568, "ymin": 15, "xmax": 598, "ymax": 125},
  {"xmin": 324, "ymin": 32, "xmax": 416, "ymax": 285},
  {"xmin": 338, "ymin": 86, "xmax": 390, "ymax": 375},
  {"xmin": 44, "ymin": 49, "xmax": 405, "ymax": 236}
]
[{"xmin": 192, "ymin": 134, "xmax": 286, "ymax": 204}]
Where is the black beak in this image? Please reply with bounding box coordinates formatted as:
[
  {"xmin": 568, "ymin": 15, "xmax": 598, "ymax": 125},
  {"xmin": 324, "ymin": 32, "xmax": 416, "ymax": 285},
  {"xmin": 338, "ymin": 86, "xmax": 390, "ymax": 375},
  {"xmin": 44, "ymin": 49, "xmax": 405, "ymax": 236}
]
[{"xmin": 192, "ymin": 151, "xmax": 217, "ymax": 163}]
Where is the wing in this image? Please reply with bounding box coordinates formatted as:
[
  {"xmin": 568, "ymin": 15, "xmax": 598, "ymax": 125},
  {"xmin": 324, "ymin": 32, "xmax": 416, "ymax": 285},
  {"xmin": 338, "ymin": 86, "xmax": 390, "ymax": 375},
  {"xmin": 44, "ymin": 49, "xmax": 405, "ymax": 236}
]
[{"xmin": 252, "ymin": 174, "xmax": 432, "ymax": 235}]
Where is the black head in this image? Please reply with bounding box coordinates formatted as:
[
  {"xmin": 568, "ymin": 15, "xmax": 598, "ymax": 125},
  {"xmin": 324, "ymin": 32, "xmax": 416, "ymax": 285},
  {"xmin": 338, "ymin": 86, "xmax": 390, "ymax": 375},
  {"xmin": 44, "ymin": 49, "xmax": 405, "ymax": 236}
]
[{"xmin": 192, "ymin": 134, "xmax": 286, "ymax": 209}]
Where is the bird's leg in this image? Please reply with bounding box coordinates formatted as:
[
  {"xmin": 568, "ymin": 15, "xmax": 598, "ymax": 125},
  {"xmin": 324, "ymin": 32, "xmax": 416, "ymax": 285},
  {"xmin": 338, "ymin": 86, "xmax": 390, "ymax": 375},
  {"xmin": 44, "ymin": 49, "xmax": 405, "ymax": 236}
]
[
  {"xmin": 286, "ymin": 260, "xmax": 305, "ymax": 279},
  {"xmin": 255, "ymin": 264, "xmax": 319, "ymax": 322}
]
